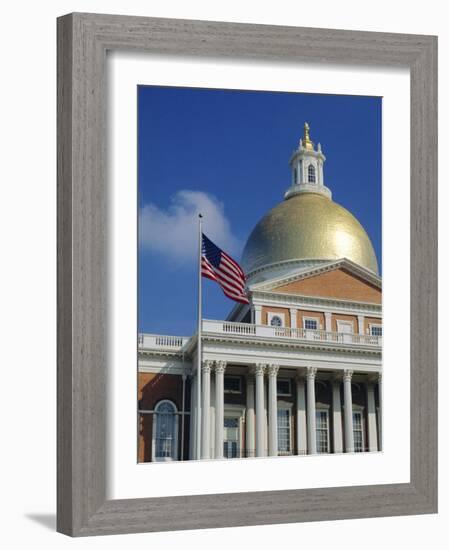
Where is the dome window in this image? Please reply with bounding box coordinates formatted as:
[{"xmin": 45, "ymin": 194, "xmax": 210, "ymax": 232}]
[{"xmin": 308, "ymin": 164, "xmax": 316, "ymax": 183}]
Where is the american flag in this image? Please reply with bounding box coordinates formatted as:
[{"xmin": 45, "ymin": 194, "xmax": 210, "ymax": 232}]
[{"xmin": 201, "ymin": 234, "xmax": 249, "ymax": 304}]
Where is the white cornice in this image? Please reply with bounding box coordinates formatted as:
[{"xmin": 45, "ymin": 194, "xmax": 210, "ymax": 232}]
[{"xmin": 200, "ymin": 332, "xmax": 381, "ymax": 357}]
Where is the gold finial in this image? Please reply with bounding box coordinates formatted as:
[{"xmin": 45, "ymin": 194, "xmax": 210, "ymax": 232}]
[{"xmin": 303, "ymin": 122, "xmax": 314, "ymax": 150}]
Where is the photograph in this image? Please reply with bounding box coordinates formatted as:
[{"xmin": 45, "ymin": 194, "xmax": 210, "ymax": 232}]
[{"xmin": 137, "ymin": 86, "xmax": 382, "ymax": 462}]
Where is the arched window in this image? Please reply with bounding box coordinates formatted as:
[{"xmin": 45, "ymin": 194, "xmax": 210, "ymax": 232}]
[
  {"xmin": 152, "ymin": 400, "xmax": 178, "ymax": 461},
  {"xmin": 308, "ymin": 164, "xmax": 316, "ymax": 183},
  {"xmin": 270, "ymin": 315, "xmax": 283, "ymax": 327}
]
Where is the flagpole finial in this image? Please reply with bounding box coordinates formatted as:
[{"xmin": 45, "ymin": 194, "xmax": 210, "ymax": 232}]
[{"xmin": 198, "ymin": 213, "xmax": 203, "ymax": 218}]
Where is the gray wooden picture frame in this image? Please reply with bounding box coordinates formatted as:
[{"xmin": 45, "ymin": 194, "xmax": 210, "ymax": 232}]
[{"xmin": 57, "ymin": 12, "xmax": 438, "ymax": 537}]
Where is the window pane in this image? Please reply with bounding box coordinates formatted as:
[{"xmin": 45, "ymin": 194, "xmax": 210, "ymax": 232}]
[
  {"xmin": 277, "ymin": 409, "xmax": 291, "ymax": 454},
  {"xmin": 304, "ymin": 319, "xmax": 318, "ymax": 330},
  {"xmin": 224, "ymin": 376, "xmax": 241, "ymax": 393},
  {"xmin": 277, "ymin": 379, "xmax": 291, "ymax": 395},
  {"xmin": 270, "ymin": 315, "xmax": 283, "ymax": 327},
  {"xmin": 155, "ymin": 401, "xmax": 177, "ymax": 459},
  {"xmin": 353, "ymin": 411, "xmax": 364, "ymax": 452},
  {"xmin": 316, "ymin": 410, "xmax": 329, "ymax": 453}
]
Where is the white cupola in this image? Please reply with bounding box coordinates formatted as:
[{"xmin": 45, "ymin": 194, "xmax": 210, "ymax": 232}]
[{"xmin": 284, "ymin": 122, "xmax": 332, "ymax": 200}]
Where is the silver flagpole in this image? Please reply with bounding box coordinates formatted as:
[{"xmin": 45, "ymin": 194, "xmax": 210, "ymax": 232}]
[{"xmin": 196, "ymin": 214, "xmax": 203, "ymax": 460}]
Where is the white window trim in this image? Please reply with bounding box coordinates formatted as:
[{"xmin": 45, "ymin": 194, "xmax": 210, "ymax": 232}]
[
  {"xmin": 307, "ymin": 163, "xmax": 316, "ymax": 184},
  {"xmin": 352, "ymin": 406, "xmax": 365, "ymax": 453},
  {"xmin": 302, "ymin": 315, "xmax": 321, "ymax": 330},
  {"xmin": 151, "ymin": 399, "xmax": 179, "ymax": 462},
  {"xmin": 224, "ymin": 404, "xmax": 246, "ymax": 459},
  {"xmin": 315, "ymin": 404, "xmax": 330, "ymax": 454},
  {"xmin": 267, "ymin": 311, "xmax": 285, "ymax": 327},
  {"xmin": 223, "ymin": 375, "xmax": 242, "ymax": 394},
  {"xmin": 336, "ymin": 319, "xmax": 354, "ymax": 333},
  {"xmin": 277, "ymin": 401, "xmax": 293, "ymax": 455}
]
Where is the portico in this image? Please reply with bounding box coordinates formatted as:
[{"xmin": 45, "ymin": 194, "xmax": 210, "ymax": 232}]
[{"xmin": 188, "ymin": 355, "xmax": 381, "ymax": 460}]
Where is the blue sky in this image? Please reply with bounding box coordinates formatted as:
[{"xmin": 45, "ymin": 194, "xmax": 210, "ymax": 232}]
[{"xmin": 138, "ymin": 86, "xmax": 382, "ymax": 336}]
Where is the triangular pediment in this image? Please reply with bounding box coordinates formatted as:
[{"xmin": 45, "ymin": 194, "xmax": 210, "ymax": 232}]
[{"xmin": 250, "ymin": 259, "xmax": 381, "ymax": 304}]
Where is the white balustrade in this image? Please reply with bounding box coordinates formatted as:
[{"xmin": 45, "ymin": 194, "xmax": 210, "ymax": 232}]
[
  {"xmin": 138, "ymin": 334, "xmax": 189, "ymax": 349},
  {"xmin": 202, "ymin": 320, "xmax": 381, "ymax": 346},
  {"xmin": 138, "ymin": 321, "xmax": 381, "ymax": 351}
]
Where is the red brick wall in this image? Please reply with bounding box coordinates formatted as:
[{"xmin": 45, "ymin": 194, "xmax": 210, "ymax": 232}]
[
  {"xmin": 275, "ymin": 268, "xmax": 381, "ymax": 304},
  {"xmin": 138, "ymin": 372, "xmax": 190, "ymax": 463}
]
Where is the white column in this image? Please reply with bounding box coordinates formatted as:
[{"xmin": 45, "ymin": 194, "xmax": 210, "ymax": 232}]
[
  {"xmin": 267, "ymin": 364, "xmax": 279, "ymax": 456},
  {"xmin": 289, "ymin": 308, "xmax": 298, "ymax": 329},
  {"xmin": 366, "ymin": 381, "xmax": 378, "ymax": 452},
  {"xmin": 254, "ymin": 305, "xmax": 262, "ymax": 325},
  {"xmin": 306, "ymin": 367, "xmax": 317, "ymax": 454},
  {"xmin": 332, "ymin": 377, "xmax": 343, "ymax": 453},
  {"xmin": 296, "ymin": 374, "xmax": 307, "ymax": 455},
  {"xmin": 357, "ymin": 315, "xmax": 365, "ymax": 335},
  {"xmin": 214, "ymin": 361, "xmax": 226, "ymax": 459},
  {"xmin": 264, "ymin": 379, "xmax": 268, "ymax": 454},
  {"xmin": 189, "ymin": 374, "xmax": 197, "ymax": 460},
  {"xmin": 343, "ymin": 369, "xmax": 354, "ymax": 453},
  {"xmin": 254, "ymin": 363, "xmax": 266, "ymax": 457},
  {"xmin": 378, "ymin": 373, "xmax": 383, "ymax": 451},
  {"xmin": 201, "ymin": 360, "xmax": 212, "ymax": 459},
  {"xmin": 324, "ymin": 312, "xmax": 332, "ymax": 332},
  {"xmin": 246, "ymin": 373, "xmax": 255, "ymax": 458},
  {"xmin": 210, "ymin": 374, "xmax": 215, "ymax": 458}
]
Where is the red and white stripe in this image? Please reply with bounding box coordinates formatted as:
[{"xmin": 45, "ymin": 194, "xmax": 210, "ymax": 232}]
[{"xmin": 201, "ymin": 254, "xmax": 249, "ymax": 304}]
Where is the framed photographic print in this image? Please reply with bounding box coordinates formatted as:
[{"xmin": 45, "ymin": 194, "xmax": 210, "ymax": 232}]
[{"xmin": 57, "ymin": 13, "xmax": 437, "ymax": 536}]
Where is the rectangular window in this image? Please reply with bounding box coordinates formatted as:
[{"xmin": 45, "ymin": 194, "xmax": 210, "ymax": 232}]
[
  {"xmin": 223, "ymin": 417, "xmax": 239, "ymax": 458},
  {"xmin": 224, "ymin": 376, "xmax": 242, "ymax": 394},
  {"xmin": 277, "ymin": 409, "xmax": 291, "ymax": 455},
  {"xmin": 316, "ymin": 410, "xmax": 330, "ymax": 453},
  {"xmin": 370, "ymin": 325, "xmax": 382, "ymax": 336},
  {"xmin": 277, "ymin": 379, "xmax": 292, "ymax": 396},
  {"xmin": 353, "ymin": 411, "xmax": 364, "ymax": 452},
  {"xmin": 304, "ymin": 318, "xmax": 318, "ymax": 330}
]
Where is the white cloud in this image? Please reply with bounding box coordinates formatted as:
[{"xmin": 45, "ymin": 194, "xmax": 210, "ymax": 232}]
[{"xmin": 139, "ymin": 190, "xmax": 242, "ymax": 264}]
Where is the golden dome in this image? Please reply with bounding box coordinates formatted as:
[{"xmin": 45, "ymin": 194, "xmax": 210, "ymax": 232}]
[{"xmin": 241, "ymin": 192, "xmax": 378, "ymax": 276}]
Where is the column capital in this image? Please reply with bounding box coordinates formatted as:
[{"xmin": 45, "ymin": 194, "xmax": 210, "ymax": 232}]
[
  {"xmin": 343, "ymin": 369, "xmax": 353, "ymax": 382},
  {"xmin": 378, "ymin": 372, "xmax": 382, "ymax": 383},
  {"xmin": 267, "ymin": 364, "xmax": 280, "ymax": 378},
  {"xmin": 214, "ymin": 360, "xmax": 227, "ymax": 374},
  {"xmin": 202, "ymin": 360, "xmax": 214, "ymax": 373},
  {"xmin": 253, "ymin": 363, "xmax": 266, "ymax": 376},
  {"xmin": 306, "ymin": 366, "xmax": 317, "ymax": 380}
]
